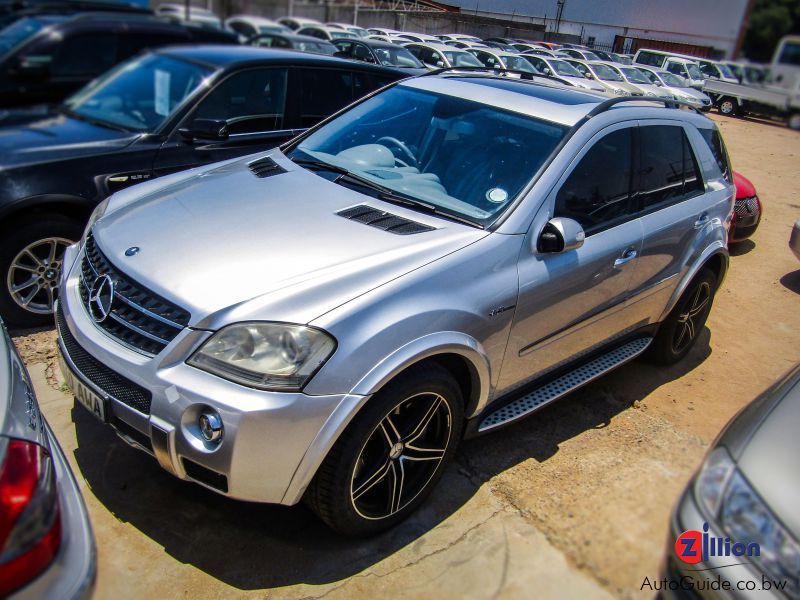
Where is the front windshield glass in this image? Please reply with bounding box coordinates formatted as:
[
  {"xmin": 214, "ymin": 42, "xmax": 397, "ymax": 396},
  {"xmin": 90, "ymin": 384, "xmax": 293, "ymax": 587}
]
[
  {"xmin": 0, "ymin": 16, "xmax": 63, "ymax": 56},
  {"xmin": 639, "ymin": 69, "xmax": 659, "ymax": 84},
  {"xmin": 63, "ymin": 53, "xmax": 212, "ymax": 131},
  {"xmin": 549, "ymin": 59, "xmax": 582, "ymax": 77},
  {"xmin": 373, "ymin": 46, "xmax": 424, "ymax": 68},
  {"xmin": 443, "ymin": 51, "xmax": 483, "ymax": 67},
  {"xmin": 621, "ymin": 67, "xmax": 649, "ymax": 84},
  {"xmin": 660, "ymin": 71, "xmax": 685, "ymax": 87},
  {"xmin": 591, "ymin": 63, "xmax": 623, "ymax": 81},
  {"xmin": 332, "ymin": 31, "xmax": 358, "ymax": 39},
  {"xmin": 687, "ymin": 63, "xmax": 703, "ymax": 79},
  {"xmin": 289, "ymin": 85, "xmax": 567, "ymax": 225},
  {"xmin": 582, "ymin": 51, "xmax": 602, "ymax": 61},
  {"xmin": 502, "ymin": 55, "xmax": 536, "ymax": 72},
  {"xmin": 297, "ymin": 41, "xmax": 336, "ymax": 55}
]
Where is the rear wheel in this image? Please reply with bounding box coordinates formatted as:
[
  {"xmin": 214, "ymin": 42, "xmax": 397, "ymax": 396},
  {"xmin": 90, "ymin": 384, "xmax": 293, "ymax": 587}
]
[
  {"xmin": 305, "ymin": 363, "xmax": 463, "ymax": 536},
  {"xmin": 648, "ymin": 268, "xmax": 717, "ymax": 365},
  {"xmin": 0, "ymin": 214, "xmax": 83, "ymax": 327},
  {"xmin": 718, "ymin": 97, "xmax": 738, "ymax": 116}
]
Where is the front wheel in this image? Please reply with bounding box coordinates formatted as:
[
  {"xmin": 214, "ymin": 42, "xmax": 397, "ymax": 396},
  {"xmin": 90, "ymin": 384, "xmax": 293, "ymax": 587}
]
[
  {"xmin": 305, "ymin": 363, "xmax": 464, "ymax": 536},
  {"xmin": 648, "ymin": 268, "xmax": 717, "ymax": 365},
  {"xmin": 0, "ymin": 214, "xmax": 83, "ymax": 327}
]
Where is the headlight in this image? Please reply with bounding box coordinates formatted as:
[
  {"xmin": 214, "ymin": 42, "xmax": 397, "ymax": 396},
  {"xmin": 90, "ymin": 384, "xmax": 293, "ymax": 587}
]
[
  {"xmin": 188, "ymin": 322, "xmax": 336, "ymax": 391},
  {"xmin": 694, "ymin": 447, "xmax": 800, "ymax": 594},
  {"xmin": 83, "ymin": 198, "xmax": 109, "ymax": 239},
  {"xmin": 614, "ymin": 88, "xmax": 627, "ymax": 96},
  {"xmin": 720, "ymin": 471, "xmax": 800, "ymax": 594}
]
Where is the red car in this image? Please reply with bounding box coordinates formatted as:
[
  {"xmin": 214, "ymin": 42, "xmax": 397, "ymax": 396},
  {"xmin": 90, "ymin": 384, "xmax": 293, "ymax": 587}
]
[{"xmin": 731, "ymin": 171, "xmax": 762, "ymax": 243}]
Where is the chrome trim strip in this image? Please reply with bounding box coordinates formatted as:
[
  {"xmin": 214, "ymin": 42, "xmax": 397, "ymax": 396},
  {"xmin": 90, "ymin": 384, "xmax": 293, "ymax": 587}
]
[
  {"xmin": 111, "ymin": 292, "xmax": 183, "ymax": 330},
  {"xmin": 106, "ymin": 312, "xmax": 170, "ymax": 346}
]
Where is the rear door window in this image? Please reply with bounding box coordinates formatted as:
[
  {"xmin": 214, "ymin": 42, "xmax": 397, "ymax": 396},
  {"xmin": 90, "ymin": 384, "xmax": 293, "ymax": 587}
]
[
  {"xmin": 698, "ymin": 127, "xmax": 733, "ymax": 183},
  {"xmin": 638, "ymin": 125, "xmax": 704, "ymax": 211}
]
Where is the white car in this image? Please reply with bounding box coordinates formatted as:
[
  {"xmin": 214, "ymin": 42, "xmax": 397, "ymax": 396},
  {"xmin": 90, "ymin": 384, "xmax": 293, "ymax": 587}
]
[
  {"xmin": 326, "ymin": 22, "xmax": 370, "ymax": 38},
  {"xmin": 394, "ymin": 32, "xmax": 441, "ymax": 44},
  {"xmin": 435, "ymin": 33, "xmax": 482, "ymax": 43},
  {"xmin": 608, "ymin": 62, "xmax": 673, "ymax": 99},
  {"xmin": 636, "ymin": 66, "xmax": 713, "ymax": 110},
  {"xmin": 368, "ymin": 27, "xmax": 402, "ymax": 37},
  {"xmin": 467, "ymin": 47, "xmax": 541, "ymax": 77},
  {"xmin": 297, "ymin": 24, "xmax": 359, "ymax": 41},
  {"xmin": 404, "ymin": 42, "xmax": 484, "ymax": 69},
  {"xmin": 277, "ymin": 16, "xmax": 321, "ymax": 31},
  {"xmin": 565, "ymin": 59, "xmax": 646, "ymax": 96},
  {"xmin": 521, "ymin": 54, "xmax": 607, "ymax": 94},
  {"xmin": 225, "ymin": 15, "xmax": 289, "ymax": 41}
]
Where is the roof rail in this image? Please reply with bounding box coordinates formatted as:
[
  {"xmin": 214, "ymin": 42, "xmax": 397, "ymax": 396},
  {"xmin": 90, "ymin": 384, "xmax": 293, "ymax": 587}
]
[
  {"xmin": 583, "ymin": 95, "xmax": 704, "ymax": 117},
  {"xmin": 419, "ymin": 65, "xmax": 581, "ymax": 87}
]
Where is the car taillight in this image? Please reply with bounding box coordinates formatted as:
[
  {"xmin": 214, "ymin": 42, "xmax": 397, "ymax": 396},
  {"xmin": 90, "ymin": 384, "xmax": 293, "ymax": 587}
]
[{"xmin": 0, "ymin": 439, "xmax": 61, "ymax": 596}]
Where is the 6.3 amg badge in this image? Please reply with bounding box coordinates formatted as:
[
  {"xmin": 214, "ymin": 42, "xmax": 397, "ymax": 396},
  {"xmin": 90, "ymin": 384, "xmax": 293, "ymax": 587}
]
[{"xmin": 88, "ymin": 274, "xmax": 114, "ymax": 323}]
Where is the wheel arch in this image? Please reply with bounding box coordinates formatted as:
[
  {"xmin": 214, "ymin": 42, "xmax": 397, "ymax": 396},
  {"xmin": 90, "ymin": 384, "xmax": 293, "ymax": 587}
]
[
  {"xmin": 280, "ymin": 334, "xmax": 492, "ymax": 505},
  {"xmin": 0, "ymin": 194, "xmax": 94, "ymax": 230},
  {"xmin": 658, "ymin": 244, "xmax": 729, "ymax": 322}
]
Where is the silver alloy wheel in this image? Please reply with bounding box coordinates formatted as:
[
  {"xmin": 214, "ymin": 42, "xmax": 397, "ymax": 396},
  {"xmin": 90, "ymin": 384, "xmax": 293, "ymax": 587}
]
[
  {"xmin": 7, "ymin": 237, "xmax": 73, "ymax": 314},
  {"xmin": 350, "ymin": 392, "xmax": 452, "ymax": 520},
  {"xmin": 719, "ymin": 99, "xmax": 735, "ymax": 115},
  {"xmin": 672, "ymin": 281, "xmax": 711, "ymax": 353}
]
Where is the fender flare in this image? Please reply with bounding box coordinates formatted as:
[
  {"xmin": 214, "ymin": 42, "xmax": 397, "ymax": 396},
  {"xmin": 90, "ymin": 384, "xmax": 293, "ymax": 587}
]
[
  {"xmin": 280, "ymin": 332, "xmax": 492, "ymax": 505},
  {"xmin": 0, "ymin": 193, "xmax": 94, "ymax": 225},
  {"xmin": 658, "ymin": 242, "xmax": 729, "ymax": 322}
]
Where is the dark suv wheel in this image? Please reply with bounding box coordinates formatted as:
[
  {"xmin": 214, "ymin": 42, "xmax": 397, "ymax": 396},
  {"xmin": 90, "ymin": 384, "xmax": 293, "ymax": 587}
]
[{"xmin": 305, "ymin": 363, "xmax": 464, "ymax": 536}]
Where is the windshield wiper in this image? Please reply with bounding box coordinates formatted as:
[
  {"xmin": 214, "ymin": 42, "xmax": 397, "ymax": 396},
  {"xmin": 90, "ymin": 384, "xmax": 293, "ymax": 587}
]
[
  {"xmin": 291, "ymin": 157, "xmax": 482, "ymax": 228},
  {"xmin": 58, "ymin": 106, "xmax": 132, "ymax": 133}
]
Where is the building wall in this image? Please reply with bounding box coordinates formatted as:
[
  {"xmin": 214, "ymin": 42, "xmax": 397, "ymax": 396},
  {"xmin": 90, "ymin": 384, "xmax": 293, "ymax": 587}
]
[{"xmin": 447, "ymin": 0, "xmax": 749, "ymax": 57}]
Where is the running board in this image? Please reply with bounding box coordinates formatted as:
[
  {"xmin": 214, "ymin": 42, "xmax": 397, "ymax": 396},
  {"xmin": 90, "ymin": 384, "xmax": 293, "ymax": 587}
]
[{"xmin": 478, "ymin": 337, "xmax": 652, "ymax": 433}]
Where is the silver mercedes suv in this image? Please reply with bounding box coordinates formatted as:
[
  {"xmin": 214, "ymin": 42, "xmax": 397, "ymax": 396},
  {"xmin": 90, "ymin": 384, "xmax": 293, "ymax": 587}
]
[{"xmin": 56, "ymin": 72, "xmax": 734, "ymax": 535}]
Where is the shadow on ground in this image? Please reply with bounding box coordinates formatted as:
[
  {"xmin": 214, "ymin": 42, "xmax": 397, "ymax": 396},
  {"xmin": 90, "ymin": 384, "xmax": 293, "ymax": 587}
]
[
  {"xmin": 71, "ymin": 330, "xmax": 711, "ymax": 590},
  {"xmin": 780, "ymin": 269, "xmax": 800, "ymax": 294},
  {"xmin": 729, "ymin": 239, "xmax": 756, "ymax": 256}
]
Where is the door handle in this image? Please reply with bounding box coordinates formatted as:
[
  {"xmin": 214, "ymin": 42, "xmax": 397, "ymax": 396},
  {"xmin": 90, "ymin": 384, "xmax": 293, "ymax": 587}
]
[
  {"xmin": 613, "ymin": 247, "xmax": 638, "ymax": 268},
  {"xmin": 694, "ymin": 213, "xmax": 710, "ymax": 229}
]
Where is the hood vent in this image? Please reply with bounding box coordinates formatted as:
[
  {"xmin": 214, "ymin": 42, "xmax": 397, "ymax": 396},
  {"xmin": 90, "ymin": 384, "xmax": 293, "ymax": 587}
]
[
  {"xmin": 248, "ymin": 156, "xmax": 286, "ymax": 178},
  {"xmin": 337, "ymin": 205, "xmax": 434, "ymax": 235}
]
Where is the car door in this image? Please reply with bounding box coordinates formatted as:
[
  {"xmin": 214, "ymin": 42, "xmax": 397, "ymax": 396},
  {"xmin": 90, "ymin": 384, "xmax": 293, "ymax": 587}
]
[
  {"xmin": 152, "ymin": 67, "xmax": 293, "ymax": 177},
  {"xmin": 13, "ymin": 30, "xmax": 118, "ymax": 105},
  {"xmin": 624, "ymin": 121, "xmax": 723, "ymax": 326},
  {"xmin": 497, "ymin": 123, "xmax": 644, "ymax": 394},
  {"xmin": 285, "ymin": 66, "xmax": 358, "ymax": 129}
]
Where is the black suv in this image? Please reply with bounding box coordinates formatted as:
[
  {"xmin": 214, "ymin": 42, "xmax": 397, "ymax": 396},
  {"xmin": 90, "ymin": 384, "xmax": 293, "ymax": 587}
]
[
  {"xmin": 0, "ymin": 45, "xmax": 408, "ymax": 326},
  {"xmin": 0, "ymin": 13, "xmax": 237, "ymax": 108}
]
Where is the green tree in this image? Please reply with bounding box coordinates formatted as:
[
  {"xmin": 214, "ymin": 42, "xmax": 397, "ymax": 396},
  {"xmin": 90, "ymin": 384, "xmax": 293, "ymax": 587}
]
[{"xmin": 742, "ymin": 0, "xmax": 800, "ymax": 62}]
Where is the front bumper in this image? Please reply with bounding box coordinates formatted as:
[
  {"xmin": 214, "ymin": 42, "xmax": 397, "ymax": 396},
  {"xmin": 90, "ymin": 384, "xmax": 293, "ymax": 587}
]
[
  {"xmin": 659, "ymin": 487, "xmax": 783, "ymax": 599},
  {"xmin": 57, "ymin": 246, "xmax": 364, "ymax": 505}
]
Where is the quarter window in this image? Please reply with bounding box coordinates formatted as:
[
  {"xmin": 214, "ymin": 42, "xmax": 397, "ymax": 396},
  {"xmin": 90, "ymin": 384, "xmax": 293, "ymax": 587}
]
[
  {"xmin": 555, "ymin": 127, "xmax": 634, "ymax": 234},
  {"xmin": 638, "ymin": 125, "xmax": 703, "ymax": 210},
  {"xmin": 193, "ymin": 68, "xmax": 288, "ymax": 134},
  {"xmin": 698, "ymin": 127, "xmax": 732, "ymax": 183}
]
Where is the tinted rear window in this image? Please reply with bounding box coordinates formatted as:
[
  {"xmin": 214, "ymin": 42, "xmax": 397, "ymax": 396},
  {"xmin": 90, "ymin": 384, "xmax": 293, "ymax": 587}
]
[{"xmin": 698, "ymin": 127, "xmax": 732, "ymax": 183}]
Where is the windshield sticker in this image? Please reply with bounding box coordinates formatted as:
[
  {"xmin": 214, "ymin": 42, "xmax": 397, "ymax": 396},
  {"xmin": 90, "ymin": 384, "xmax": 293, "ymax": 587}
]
[
  {"xmin": 486, "ymin": 188, "xmax": 509, "ymax": 203},
  {"xmin": 154, "ymin": 69, "xmax": 171, "ymax": 117}
]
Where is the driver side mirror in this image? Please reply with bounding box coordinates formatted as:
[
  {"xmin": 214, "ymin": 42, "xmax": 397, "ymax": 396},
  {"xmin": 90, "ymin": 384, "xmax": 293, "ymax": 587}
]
[
  {"xmin": 179, "ymin": 118, "xmax": 229, "ymax": 142},
  {"xmin": 537, "ymin": 217, "xmax": 585, "ymax": 253},
  {"xmin": 584, "ymin": 72, "xmax": 593, "ymax": 79}
]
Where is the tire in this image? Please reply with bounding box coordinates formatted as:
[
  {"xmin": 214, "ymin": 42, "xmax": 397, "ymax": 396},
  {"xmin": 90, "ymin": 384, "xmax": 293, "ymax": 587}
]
[
  {"xmin": 647, "ymin": 268, "xmax": 717, "ymax": 365},
  {"xmin": 0, "ymin": 213, "xmax": 83, "ymax": 327},
  {"xmin": 305, "ymin": 363, "xmax": 464, "ymax": 536},
  {"xmin": 788, "ymin": 112, "xmax": 800, "ymax": 131},
  {"xmin": 717, "ymin": 97, "xmax": 738, "ymax": 117}
]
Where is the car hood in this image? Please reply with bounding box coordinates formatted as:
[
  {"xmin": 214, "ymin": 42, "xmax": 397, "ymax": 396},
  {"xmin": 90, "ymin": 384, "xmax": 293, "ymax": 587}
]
[
  {"xmin": 0, "ymin": 113, "xmax": 138, "ymax": 168},
  {"xmin": 563, "ymin": 76, "xmax": 606, "ymax": 92},
  {"xmin": 736, "ymin": 379, "xmax": 800, "ymax": 539},
  {"xmin": 93, "ymin": 151, "xmax": 487, "ymax": 328}
]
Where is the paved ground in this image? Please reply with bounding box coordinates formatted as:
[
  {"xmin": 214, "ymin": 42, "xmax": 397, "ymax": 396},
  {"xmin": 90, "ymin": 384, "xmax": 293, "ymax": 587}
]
[{"xmin": 13, "ymin": 113, "xmax": 800, "ymax": 599}]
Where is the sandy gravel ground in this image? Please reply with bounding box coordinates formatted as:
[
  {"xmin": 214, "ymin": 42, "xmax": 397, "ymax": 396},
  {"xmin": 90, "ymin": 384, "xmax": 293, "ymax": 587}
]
[{"xmin": 11, "ymin": 114, "xmax": 800, "ymax": 599}]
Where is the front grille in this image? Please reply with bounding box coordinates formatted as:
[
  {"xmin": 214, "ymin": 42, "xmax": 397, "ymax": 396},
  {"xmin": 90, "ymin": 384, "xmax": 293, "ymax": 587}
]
[
  {"xmin": 56, "ymin": 304, "xmax": 152, "ymax": 415},
  {"xmin": 734, "ymin": 196, "xmax": 760, "ymax": 218},
  {"xmin": 337, "ymin": 205, "xmax": 434, "ymax": 235},
  {"xmin": 79, "ymin": 232, "xmax": 190, "ymax": 355}
]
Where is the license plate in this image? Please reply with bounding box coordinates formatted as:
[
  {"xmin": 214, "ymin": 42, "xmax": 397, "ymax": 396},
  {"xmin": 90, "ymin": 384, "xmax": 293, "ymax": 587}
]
[{"xmin": 58, "ymin": 351, "xmax": 108, "ymax": 422}]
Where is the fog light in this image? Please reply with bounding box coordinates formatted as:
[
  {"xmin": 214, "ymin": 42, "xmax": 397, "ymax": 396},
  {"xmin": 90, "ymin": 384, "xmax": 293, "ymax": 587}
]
[{"xmin": 198, "ymin": 411, "xmax": 223, "ymax": 443}]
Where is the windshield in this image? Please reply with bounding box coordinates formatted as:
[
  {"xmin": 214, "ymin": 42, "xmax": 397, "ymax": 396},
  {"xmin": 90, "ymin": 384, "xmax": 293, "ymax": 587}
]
[
  {"xmin": 686, "ymin": 63, "xmax": 703, "ymax": 79},
  {"xmin": 373, "ymin": 46, "xmax": 424, "ymax": 68},
  {"xmin": 621, "ymin": 67, "xmax": 649, "ymax": 84},
  {"xmin": 63, "ymin": 53, "xmax": 212, "ymax": 131},
  {"xmin": 582, "ymin": 51, "xmax": 602, "ymax": 61},
  {"xmin": 297, "ymin": 41, "xmax": 336, "ymax": 55},
  {"xmin": 443, "ymin": 51, "xmax": 483, "ymax": 67},
  {"xmin": 502, "ymin": 55, "xmax": 536, "ymax": 72},
  {"xmin": 548, "ymin": 59, "xmax": 582, "ymax": 77},
  {"xmin": 590, "ymin": 63, "xmax": 623, "ymax": 81},
  {"xmin": 659, "ymin": 71, "xmax": 685, "ymax": 87},
  {"xmin": 259, "ymin": 24, "xmax": 287, "ymax": 34},
  {"xmin": 288, "ymin": 85, "xmax": 567, "ymax": 226},
  {"xmin": 0, "ymin": 16, "xmax": 63, "ymax": 57},
  {"xmin": 639, "ymin": 69, "xmax": 659, "ymax": 84},
  {"xmin": 332, "ymin": 31, "xmax": 358, "ymax": 39}
]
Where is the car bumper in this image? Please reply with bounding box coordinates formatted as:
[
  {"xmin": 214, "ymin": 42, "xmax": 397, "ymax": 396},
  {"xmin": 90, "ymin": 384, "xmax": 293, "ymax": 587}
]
[
  {"xmin": 57, "ymin": 245, "xmax": 364, "ymax": 505},
  {"xmin": 659, "ymin": 487, "xmax": 783, "ymax": 599},
  {"xmin": 12, "ymin": 420, "xmax": 96, "ymax": 600}
]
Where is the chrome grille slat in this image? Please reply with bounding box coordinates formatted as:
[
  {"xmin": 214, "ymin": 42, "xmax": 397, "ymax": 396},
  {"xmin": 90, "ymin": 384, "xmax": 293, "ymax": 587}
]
[{"xmin": 79, "ymin": 232, "xmax": 190, "ymax": 355}]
